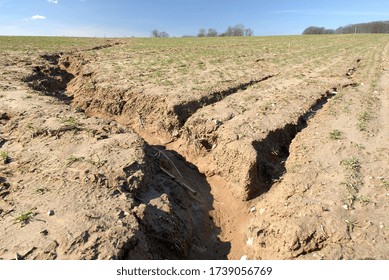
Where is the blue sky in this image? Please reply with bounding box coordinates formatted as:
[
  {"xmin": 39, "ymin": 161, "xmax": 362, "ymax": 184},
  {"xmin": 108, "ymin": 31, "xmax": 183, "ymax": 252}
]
[{"xmin": 1, "ymin": 0, "xmax": 389, "ymax": 37}]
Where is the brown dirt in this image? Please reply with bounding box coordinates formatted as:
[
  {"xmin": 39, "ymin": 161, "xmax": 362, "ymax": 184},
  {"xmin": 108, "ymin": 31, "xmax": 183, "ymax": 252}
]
[
  {"xmin": 1, "ymin": 36, "xmax": 388, "ymax": 260},
  {"xmin": 0, "ymin": 49, "xmax": 228, "ymax": 260}
]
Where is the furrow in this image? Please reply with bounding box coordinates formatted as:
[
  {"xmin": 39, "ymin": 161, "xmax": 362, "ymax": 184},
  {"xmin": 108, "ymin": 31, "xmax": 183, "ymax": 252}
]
[{"xmin": 172, "ymin": 75, "xmax": 275, "ymax": 127}]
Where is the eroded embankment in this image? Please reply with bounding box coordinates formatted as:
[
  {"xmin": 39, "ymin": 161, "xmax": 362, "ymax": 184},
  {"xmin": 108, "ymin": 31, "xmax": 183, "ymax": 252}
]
[
  {"xmin": 172, "ymin": 74, "xmax": 275, "ymax": 127},
  {"xmin": 246, "ymin": 83, "xmax": 360, "ymax": 199},
  {"xmin": 19, "ymin": 49, "xmax": 231, "ymax": 260},
  {"xmin": 23, "ymin": 45, "xmax": 364, "ymax": 259}
]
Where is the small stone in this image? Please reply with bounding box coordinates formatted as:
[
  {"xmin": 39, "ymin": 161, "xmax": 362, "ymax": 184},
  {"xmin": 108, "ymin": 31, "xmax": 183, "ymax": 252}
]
[
  {"xmin": 342, "ymin": 205, "xmax": 349, "ymax": 210},
  {"xmin": 47, "ymin": 210, "xmax": 55, "ymax": 216},
  {"xmin": 171, "ymin": 130, "xmax": 179, "ymax": 137},
  {"xmin": 161, "ymin": 193, "xmax": 169, "ymax": 202},
  {"xmin": 246, "ymin": 237, "xmax": 254, "ymax": 246},
  {"xmin": 40, "ymin": 229, "xmax": 49, "ymax": 236},
  {"xmin": 250, "ymin": 207, "xmax": 256, "ymax": 213},
  {"xmin": 240, "ymin": 255, "xmax": 248, "ymax": 260}
]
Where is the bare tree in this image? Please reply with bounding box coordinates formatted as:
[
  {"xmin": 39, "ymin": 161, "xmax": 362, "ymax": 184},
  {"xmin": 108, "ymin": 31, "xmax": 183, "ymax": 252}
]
[
  {"xmin": 244, "ymin": 28, "xmax": 254, "ymax": 36},
  {"xmin": 234, "ymin": 24, "xmax": 245, "ymax": 36},
  {"xmin": 197, "ymin": 28, "xmax": 206, "ymax": 37},
  {"xmin": 151, "ymin": 29, "xmax": 160, "ymax": 38},
  {"xmin": 159, "ymin": 31, "xmax": 170, "ymax": 38},
  {"xmin": 302, "ymin": 26, "xmax": 327, "ymax": 35},
  {"xmin": 223, "ymin": 24, "xmax": 247, "ymax": 36},
  {"xmin": 306, "ymin": 20, "xmax": 389, "ymax": 35},
  {"xmin": 207, "ymin": 28, "xmax": 218, "ymax": 37},
  {"xmin": 151, "ymin": 29, "xmax": 169, "ymax": 38}
]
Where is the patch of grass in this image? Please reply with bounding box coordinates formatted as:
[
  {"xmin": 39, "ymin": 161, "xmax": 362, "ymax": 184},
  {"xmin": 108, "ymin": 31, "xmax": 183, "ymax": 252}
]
[
  {"xmin": 329, "ymin": 129, "xmax": 343, "ymax": 140},
  {"xmin": 378, "ymin": 177, "xmax": 389, "ymax": 189},
  {"xmin": 358, "ymin": 195, "xmax": 375, "ymax": 206},
  {"xmin": 0, "ymin": 151, "xmax": 10, "ymax": 164},
  {"xmin": 14, "ymin": 208, "xmax": 37, "ymax": 227},
  {"xmin": 86, "ymin": 154, "xmax": 107, "ymax": 168},
  {"xmin": 341, "ymin": 176, "xmax": 362, "ymax": 193},
  {"xmin": 345, "ymin": 219, "xmax": 360, "ymax": 234},
  {"xmin": 353, "ymin": 143, "xmax": 366, "ymax": 150},
  {"xmin": 66, "ymin": 155, "xmax": 84, "ymax": 167},
  {"xmin": 60, "ymin": 116, "xmax": 79, "ymax": 126},
  {"xmin": 341, "ymin": 157, "xmax": 361, "ymax": 172},
  {"xmin": 340, "ymin": 156, "xmax": 363, "ymax": 197},
  {"xmin": 357, "ymin": 111, "xmax": 373, "ymax": 131}
]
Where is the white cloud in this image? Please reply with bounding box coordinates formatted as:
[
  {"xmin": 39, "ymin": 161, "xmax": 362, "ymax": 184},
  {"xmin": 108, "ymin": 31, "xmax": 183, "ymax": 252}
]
[
  {"xmin": 32, "ymin": 15, "xmax": 46, "ymax": 20},
  {"xmin": 24, "ymin": 15, "xmax": 46, "ymax": 21},
  {"xmin": 47, "ymin": 0, "xmax": 58, "ymax": 3}
]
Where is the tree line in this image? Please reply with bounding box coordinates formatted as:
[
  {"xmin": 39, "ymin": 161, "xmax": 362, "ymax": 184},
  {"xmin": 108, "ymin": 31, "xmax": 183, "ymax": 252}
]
[
  {"xmin": 197, "ymin": 24, "xmax": 253, "ymax": 37},
  {"xmin": 150, "ymin": 24, "xmax": 254, "ymax": 38},
  {"xmin": 150, "ymin": 29, "xmax": 170, "ymax": 38},
  {"xmin": 303, "ymin": 20, "xmax": 389, "ymax": 35}
]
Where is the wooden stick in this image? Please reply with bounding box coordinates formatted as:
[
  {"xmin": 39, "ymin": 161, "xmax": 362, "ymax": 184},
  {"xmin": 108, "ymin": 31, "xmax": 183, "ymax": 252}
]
[
  {"xmin": 158, "ymin": 150, "xmax": 184, "ymax": 178},
  {"xmin": 160, "ymin": 166, "xmax": 197, "ymax": 195}
]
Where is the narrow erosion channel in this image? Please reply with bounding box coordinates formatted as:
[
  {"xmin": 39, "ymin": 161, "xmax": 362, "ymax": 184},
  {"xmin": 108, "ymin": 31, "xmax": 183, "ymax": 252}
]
[
  {"xmin": 249, "ymin": 82, "xmax": 360, "ymax": 201},
  {"xmin": 173, "ymin": 74, "xmax": 275, "ymax": 127},
  {"xmin": 132, "ymin": 85, "xmax": 345, "ymax": 259},
  {"xmin": 24, "ymin": 51, "xmax": 356, "ymax": 260},
  {"xmin": 133, "ymin": 130, "xmax": 253, "ymax": 260},
  {"xmin": 145, "ymin": 143, "xmax": 232, "ymax": 259},
  {"xmin": 24, "ymin": 52, "xmax": 250, "ymax": 260},
  {"xmin": 248, "ymin": 87, "xmax": 341, "ymax": 199}
]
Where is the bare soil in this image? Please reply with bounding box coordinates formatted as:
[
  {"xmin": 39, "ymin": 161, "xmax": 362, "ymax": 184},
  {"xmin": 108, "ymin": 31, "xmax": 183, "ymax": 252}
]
[{"xmin": 1, "ymin": 35, "xmax": 388, "ymax": 259}]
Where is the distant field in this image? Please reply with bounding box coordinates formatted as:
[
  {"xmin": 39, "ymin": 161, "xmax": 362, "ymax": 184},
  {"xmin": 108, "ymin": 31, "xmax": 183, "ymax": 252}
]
[
  {"xmin": 0, "ymin": 36, "xmax": 112, "ymax": 52},
  {"xmin": 62, "ymin": 35, "xmax": 387, "ymax": 100}
]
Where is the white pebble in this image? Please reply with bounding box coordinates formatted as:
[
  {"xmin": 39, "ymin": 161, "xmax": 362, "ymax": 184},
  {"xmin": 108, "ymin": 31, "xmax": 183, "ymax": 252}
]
[{"xmin": 240, "ymin": 255, "xmax": 248, "ymax": 260}]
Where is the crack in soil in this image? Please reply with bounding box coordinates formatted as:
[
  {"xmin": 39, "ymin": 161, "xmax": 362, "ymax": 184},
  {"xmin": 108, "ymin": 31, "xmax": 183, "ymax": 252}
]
[
  {"xmin": 248, "ymin": 89, "xmax": 337, "ymax": 199},
  {"xmin": 247, "ymin": 82, "xmax": 360, "ymax": 199},
  {"xmin": 173, "ymin": 75, "xmax": 275, "ymax": 127}
]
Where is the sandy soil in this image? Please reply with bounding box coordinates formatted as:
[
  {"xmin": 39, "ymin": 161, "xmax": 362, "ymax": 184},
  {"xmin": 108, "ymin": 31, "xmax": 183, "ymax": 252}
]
[
  {"xmin": 0, "ymin": 47, "xmax": 228, "ymax": 260},
  {"xmin": 1, "ymin": 35, "xmax": 388, "ymax": 259}
]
